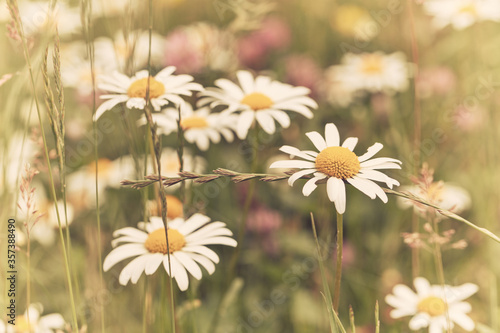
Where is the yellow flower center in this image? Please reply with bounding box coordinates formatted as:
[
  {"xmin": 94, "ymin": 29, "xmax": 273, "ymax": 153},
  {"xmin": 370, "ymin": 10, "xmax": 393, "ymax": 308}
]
[
  {"xmin": 180, "ymin": 116, "xmax": 209, "ymax": 129},
  {"xmin": 166, "ymin": 195, "xmax": 184, "ymax": 219},
  {"xmin": 360, "ymin": 54, "xmax": 384, "ymax": 75},
  {"xmin": 127, "ymin": 77, "xmax": 166, "ymax": 99},
  {"xmin": 417, "ymin": 296, "xmax": 447, "ymax": 317},
  {"xmin": 144, "ymin": 229, "xmax": 186, "ymax": 254},
  {"xmin": 315, "ymin": 146, "xmax": 360, "ymax": 179},
  {"xmin": 14, "ymin": 315, "xmax": 32, "ymax": 331},
  {"xmin": 240, "ymin": 92, "xmax": 273, "ymax": 111},
  {"xmin": 459, "ymin": 4, "xmax": 477, "ymax": 16}
]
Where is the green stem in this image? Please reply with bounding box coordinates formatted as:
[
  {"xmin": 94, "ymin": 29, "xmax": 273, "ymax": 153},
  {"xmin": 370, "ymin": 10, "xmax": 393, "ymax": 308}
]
[
  {"xmin": 333, "ymin": 212, "xmax": 343, "ymax": 313},
  {"xmin": 431, "ymin": 219, "xmax": 451, "ymax": 333}
]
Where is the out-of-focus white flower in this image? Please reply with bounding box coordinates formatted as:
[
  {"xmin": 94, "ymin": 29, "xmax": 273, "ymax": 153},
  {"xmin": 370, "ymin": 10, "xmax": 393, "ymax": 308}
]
[
  {"xmin": 199, "ymin": 70, "xmax": 317, "ymax": 139},
  {"xmin": 164, "ymin": 22, "xmax": 238, "ymax": 74},
  {"xmin": 0, "ymin": 303, "xmax": 66, "ymax": 332},
  {"xmin": 423, "ymin": 0, "xmax": 500, "ymax": 30},
  {"xmin": 0, "ymin": 133, "xmax": 37, "ymax": 191},
  {"xmin": 386, "ymin": 277, "xmax": 478, "ymax": 332},
  {"xmin": 398, "ymin": 183, "xmax": 471, "ymax": 218},
  {"xmin": 67, "ymin": 158, "xmax": 135, "ymax": 210},
  {"xmin": 94, "ymin": 31, "xmax": 166, "ymax": 72},
  {"xmin": 103, "ymin": 214, "xmax": 237, "ymax": 291},
  {"xmin": 321, "ymin": 66, "xmax": 357, "ymax": 107},
  {"xmin": 140, "ymin": 103, "xmax": 238, "ymax": 151},
  {"xmin": 332, "ymin": 52, "xmax": 410, "ymax": 95},
  {"xmin": 0, "ymin": 1, "xmax": 81, "ymax": 36}
]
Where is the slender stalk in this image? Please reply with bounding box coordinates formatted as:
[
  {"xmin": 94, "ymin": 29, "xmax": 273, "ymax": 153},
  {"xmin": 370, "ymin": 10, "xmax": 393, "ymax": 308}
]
[
  {"xmin": 407, "ymin": 0, "xmax": 422, "ymax": 281},
  {"xmin": 431, "ymin": 219, "xmax": 451, "ymax": 333},
  {"xmin": 81, "ymin": 0, "xmax": 106, "ymax": 329},
  {"xmin": 26, "ymin": 232, "xmax": 31, "ymax": 329},
  {"xmin": 333, "ymin": 212, "xmax": 343, "ymax": 313},
  {"xmin": 142, "ymin": 278, "xmax": 150, "ymax": 333},
  {"xmin": 144, "ymin": 0, "xmax": 175, "ymax": 330},
  {"xmin": 7, "ymin": 0, "xmax": 79, "ymax": 329}
]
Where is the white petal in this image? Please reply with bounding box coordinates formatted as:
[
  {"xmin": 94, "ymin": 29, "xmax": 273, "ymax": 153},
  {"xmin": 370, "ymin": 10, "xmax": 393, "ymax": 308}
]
[
  {"xmin": 269, "ymin": 160, "xmax": 316, "ymax": 169},
  {"xmin": 327, "ymin": 177, "xmax": 346, "ymax": 214},
  {"xmin": 279, "ymin": 145, "xmax": 317, "ymax": 161},
  {"xmin": 178, "ymin": 214, "xmax": 211, "ymax": 235},
  {"xmin": 182, "ymin": 246, "xmax": 220, "ymax": 263},
  {"xmin": 119, "ymin": 254, "xmax": 149, "ymax": 285},
  {"xmin": 188, "ymin": 253, "xmax": 216, "ymax": 274},
  {"xmin": 302, "ymin": 176, "xmax": 320, "ymax": 196},
  {"xmin": 214, "ymin": 78, "xmax": 245, "ymax": 99},
  {"xmin": 408, "ymin": 312, "xmax": 430, "ymax": 330},
  {"xmin": 144, "ymin": 253, "xmax": 164, "ymax": 275},
  {"xmin": 237, "ymin": 70, "xmax": 255, "ymax": 94},
  {"xmin": 449, "ymin": 306, "xmax": 475, "ymax": 331},
  {"xmin": 189, "ymin": 236, "xmax": 237, "ymax": 247},
  {"xmin": 267, "ymin": 110, "xmax": 291, "ymax": 128},
  {"xmin": 236, "ymin": 110, "xmax": 255, "ymax": 139},
  {"xmin": 113, "ymin": 227, "xmax": 149, "ymax": 240},
  {"xmin": 174, "ymin": 251, "xmax": 203, "ymax": 280},
  {"xmin": 360, "ymin": 157, "xmax": 402, "ymax": 169},
  {"xmin": 38, "ymin": 313, "xmax": 65, "ymax": 329},
  {"xmin": 171, "ymin": 255, "xmax": 190, "ymax": 291},
  {"xmin": 357, "ymin": 143, "xmax": 384, "ymax": 162},
  {"xmin": 346, "ymin": 177, "xmax": 377, "ymax": 199},
  {"xmin": 255, "ymin": 111, "xmax": 276, "ymax": 134},
  {"xmin": 288, "ymin": 169, "xmax": 317, "ymax": 186},
  {"xmin": 325, "ymin": 123, "xmax": 340, "ymax": 147},
  {"xmin": 306, "ymin": 131, "xmax": 327, "ymax": 151},
  {"xmin": 103, "ymin": 244, "xmax": 148, "ymax": 271},
  {"xmin": 414, "ymin": 277, "xmax": 432, "ymax": 297},
  {"xmin": 358, "ymin": 169, "xmax": 400, "ymax": 188},
  {"xmin": 342, "ymin": 137, "xmax": 358, "ymax": 151},
  {"xmin": 94, "ymin": 96, "xmax": 129, "ymax": 121}
]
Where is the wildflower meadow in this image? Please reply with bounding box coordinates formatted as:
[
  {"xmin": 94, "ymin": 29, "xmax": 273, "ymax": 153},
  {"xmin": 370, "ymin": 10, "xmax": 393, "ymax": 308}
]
[{"xmin": 2, "ymin": 0, "xmax": 500, "ymax": 332}]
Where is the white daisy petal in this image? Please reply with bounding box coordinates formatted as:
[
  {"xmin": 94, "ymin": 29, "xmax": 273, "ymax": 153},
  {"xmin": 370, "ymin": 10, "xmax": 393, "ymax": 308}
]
[
  {"xmin": 119, "ymin": 254, "xmax": 149, "ymax": 285},
  {"xmin": 236, "ymin": 110, "xmax": 256, "ymax": 139},
  {"xmin": 188, "ymin": 253, "xmax": 216, "ymax": 274},
  {"xmin": 302, "ymin": 176, "xmax": 320, "ymax": 196},
  {"xmin": 325, "ymin": 123, "xmax": 340, "ymax": 147},
  {"xmin": 346, "ymin": 177, "xmax": 377, "ymax": 200},
  {"xmin": 256, "ymin": 111, "xmax": 276, "ymax": 134},
  {"xmin": 144, "ymin": 253, "xmax": 164, "ymax": 275},
  {"xmin": 306, "ymin": 131, "xmax": 327, "ymax": 151},
  {"xmin": 178, "ymin": 213, "xmax": 212, "ymax": 235},
  {"xmin": 269, "ymin": 160, "xmax": 316, "ymax": 169},
  {"xmin": 103, "ymin": 244, "xmax": 148, "ymax": 271},
  {"xmin": 170, "ymin": 255, "xmax": 190, "ymax": 291},
  {"xmin": 182, "ymin": 246, "xmax": 220, "ymax": 263},
  {"xmin": 189, "ymin": 236, "xmax": 237, "ymax": 247},
  {"xmin": 328, "ymin": 177, "xmax": 346, "ymax": 214},
  {"xmin": 279, "ymin": 145, "xmax": 317, "ymax": 161},
  {"xmin": 237, "ymin": 70, "xmax": 255, "ymax": 94},
  {"xmin": 173, "ymin": 251, "xmax": 203, "ymax": 280},
  {"xmin": 342, "ymin": 137, "xmax": 358, "ymax": 151},
  {"xmin": 288, "ymin": 169, "xmax": 317, "ymax": 186},
  {"xmin": 357, "ymin": 142, "xmax": 384, "ymax": 162}
]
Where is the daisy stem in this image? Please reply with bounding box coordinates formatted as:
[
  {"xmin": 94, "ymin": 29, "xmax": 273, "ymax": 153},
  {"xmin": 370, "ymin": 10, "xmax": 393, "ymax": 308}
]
[
  {"xmin": 144, "ymin": 0, "xmax": 175, "ymax": 329},
  {"xmin": 333, "ymin": 212, "xmax": 343, "ymax": 313},
  {"xmin": 407, "ymin": 0, "xmax": 422, "ymax": 282},
  {"xmin": 142, "ymin": 278, "xmax": 150, "ymax": 333},
  {"xmin": 7, "ymin": 0, "xmax": 79, "ymax": 329}
]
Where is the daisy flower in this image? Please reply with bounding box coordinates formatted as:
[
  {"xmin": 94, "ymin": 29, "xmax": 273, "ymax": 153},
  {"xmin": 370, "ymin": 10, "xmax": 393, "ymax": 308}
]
[
  {"xmin": 423, "ymin": 0, "xmax": 500, "ymax": 30},
  {"xmin": 0, "ymin": 303, "xmax": 65, "ymax": 332},
  {"xmin": 333, "ymin": 52, "xmax": 409, "ymax": 94},
  {"xmin": 269, "ymin": 123, "xmax": 402, "ymax": 214},
  {"xmin": 140, "ymin": 103, "xmax": 238, "ymax": 151},
  {"xmin": 386, "ymin": 277, "xmax": 478, "ymax": 332},
  {"xmin": 103, "ymin": 214, "xmax": 237, "ymax": 291},
  {"xmin": 198, "ymin": 70, "xmax": 318, "ymax": 139},
  {"xmin": 94, "ymin": 67, "xmax": 203, "ymax": 120}
]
